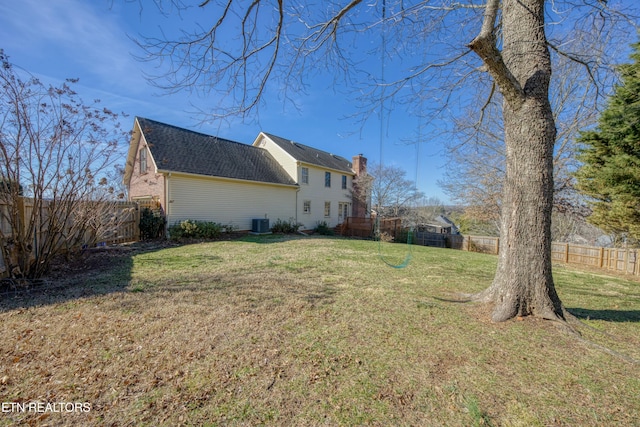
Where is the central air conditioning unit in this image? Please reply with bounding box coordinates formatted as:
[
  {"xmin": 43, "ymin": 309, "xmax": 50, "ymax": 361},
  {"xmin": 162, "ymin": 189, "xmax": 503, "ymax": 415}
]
[{"xmin": 251, "ymin": 218, "xmax": 270, "ymax": 234}]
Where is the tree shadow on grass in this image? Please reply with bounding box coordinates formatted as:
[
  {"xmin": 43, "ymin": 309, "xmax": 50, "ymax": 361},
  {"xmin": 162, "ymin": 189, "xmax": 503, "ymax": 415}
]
[
  {"xmin": 0, "ymin": 243, "xmax": 167, "ymax": 312},
  {"xmin": 430, "ymin": 297, "xmax": 640, "ymax": 323},
  {"xmin": 0, "ymin": 239, "xmax": 342, "ymax": 314},
  {"xmin": 431, "ymin": 296, "xmax": 471, "ymax": 303},
  {"xmin": 302, "ymin": 285, "xmax": 338, "ymax": 306},
  {"xmin": 566, "ymin": 307, "xmax": 640, "ymax": 323}
]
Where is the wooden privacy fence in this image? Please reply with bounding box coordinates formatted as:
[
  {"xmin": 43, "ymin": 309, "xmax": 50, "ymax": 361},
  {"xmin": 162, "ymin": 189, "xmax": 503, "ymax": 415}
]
[
  {"xmin": 101, "ymin": 201, "xmax": 141, "ymax": 244},
  {"xmin": 433, "ymin": 233, "xmax": 640, "ymax": 277},
  {"xmin": 405, "ymin": 233, "xmax": 499, "ymax": 253},
  {"xmin": 337, "ymin": 217, "xmax": 402, "ymax": 239},
  {"xmin": 550, "ymin": 242, "xmax": 640, "ymax": 276},
  {"xmin": 452, "ymin": 235, "xmax": 500, "ymax": 254},
  {"xmin": 0, "ymin": 198, "xmax": 140, "ymax": 250},
  {"xmin": 0, "ymin": 198, "xmax": 140, "ymax": 277}
]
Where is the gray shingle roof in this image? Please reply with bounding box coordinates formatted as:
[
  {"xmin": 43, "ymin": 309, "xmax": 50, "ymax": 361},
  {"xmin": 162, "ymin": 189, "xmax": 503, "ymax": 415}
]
[
  {"xmin": 263, "ymin": 133, "xmax": 355, "ymax": 174},
  {"xmin": 137, "ymin": 117, "xmax": 297, "ymax": 186}
]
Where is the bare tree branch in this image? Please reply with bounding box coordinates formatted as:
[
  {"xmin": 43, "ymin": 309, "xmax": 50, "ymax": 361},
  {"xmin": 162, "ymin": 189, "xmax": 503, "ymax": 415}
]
[
  {"xmin": 467, "ymin": 0, "xmax": 525, "ymax": 109},
  {"xmin": 0, "ymin": 52, "xmax": 127, "ymax": 279}
]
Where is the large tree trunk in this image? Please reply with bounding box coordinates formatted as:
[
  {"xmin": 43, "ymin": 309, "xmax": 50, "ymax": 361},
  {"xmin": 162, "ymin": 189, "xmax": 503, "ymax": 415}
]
[{"xmin": 469, "ymin": 0, "xmax": 565, "ymax": 322}]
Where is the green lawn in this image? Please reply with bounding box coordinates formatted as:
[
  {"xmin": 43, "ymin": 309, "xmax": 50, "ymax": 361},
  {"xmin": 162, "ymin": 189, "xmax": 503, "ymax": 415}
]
[{"xmin": 1, "ymin": 235, "xmax": 638, "ymax": 426}]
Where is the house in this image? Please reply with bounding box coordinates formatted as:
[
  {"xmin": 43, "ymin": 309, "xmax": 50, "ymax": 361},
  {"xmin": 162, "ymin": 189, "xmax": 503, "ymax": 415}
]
[
  {"xmin": 123, "ymin": 117, "xmax": 368, "ymax": 232},
  {"xmin": 252, "ymin": 132, "xmax": 369, "ymax": 229},
  {"xmin": 419, "ymin": 215, "xmax": 460, "ymax": 235}
]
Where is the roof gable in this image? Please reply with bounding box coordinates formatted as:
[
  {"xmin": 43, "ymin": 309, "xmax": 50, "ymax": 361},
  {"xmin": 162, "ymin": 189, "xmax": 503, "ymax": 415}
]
[
  {"xmin": 135, "ymin": 117, "xmax": 296, "ymax": 186},
  {"xmin": 262, "ymin": 133, "xmax": 354, "ymax": 174}
]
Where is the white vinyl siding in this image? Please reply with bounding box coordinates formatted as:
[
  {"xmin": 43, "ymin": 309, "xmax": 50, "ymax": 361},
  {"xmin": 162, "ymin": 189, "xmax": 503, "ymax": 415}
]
[
  {"xmin": 167, "ymin": 174, "xmax": 296, "ymax": 231},
  {"xmin": 296, "ymin": 165, "xmax": 353, "ymax": 229},
  {"xmin": 252, "ymin": 133, "xmax": 356, "ymax": 230},
  {"xmin": 254, "ymin": 134, "xmax": 298, "ymax": 180}
]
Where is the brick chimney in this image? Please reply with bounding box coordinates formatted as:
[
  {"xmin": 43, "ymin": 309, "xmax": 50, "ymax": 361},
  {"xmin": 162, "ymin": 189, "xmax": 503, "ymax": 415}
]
[
  {"xmin": 352, "ymin": 153, "xmax": 367, "ymax": 177},
  {"xmin": 351, "ymin": 154, "xmax": 369, "ymax": 218}
]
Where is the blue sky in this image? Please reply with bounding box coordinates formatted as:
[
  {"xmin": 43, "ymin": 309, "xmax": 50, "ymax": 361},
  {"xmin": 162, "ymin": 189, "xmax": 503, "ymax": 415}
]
[
  {"xmin": 0, "ymin": 0, "xmax": 448, "ymax": 202},
  {"xmin": 1, "ymin": 1, "xmax": 638, "ymax": 205}
]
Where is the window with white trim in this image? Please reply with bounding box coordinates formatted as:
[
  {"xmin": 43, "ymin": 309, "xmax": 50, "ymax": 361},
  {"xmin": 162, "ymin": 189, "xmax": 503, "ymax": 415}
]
[
  {"xmin": 139, "ymin": 148, "xmax": 148, "ymax": 173},
  {"xmin": 303, "ymin": 200, "xmax": 311, "ymax": 214},
  {"xmin": 339, "ymin": 202, "xmax": 349, "ymax": 221},
  {"xmin": 301, "ymin": 167, "xmax": 309, "ymax": 184},
  {"xmin": 324, "ymin": 201, "xmax": 331, "ymax": 217}
]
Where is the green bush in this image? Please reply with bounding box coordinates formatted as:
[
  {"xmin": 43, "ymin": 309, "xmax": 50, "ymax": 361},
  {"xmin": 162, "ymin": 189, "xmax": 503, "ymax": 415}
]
[
  {"xmin": 197, "ymin": 221, "xmax": 223, "ymax": 238},
  {"xmin": 223, "ymin": 224, "xmax": 238, "ymax": 233},
  {"xmin": 139, "ymin": 208, "xmax": 166, "ymax": 240},
  {"xmin": 168, "ymin": 219, "xmax": 224, "ymax": 240},
  {"xmin": 270, "ymin": 218, "xmax": 303, "ymax": 234},
  {"xmin": 314, "ymin": 221, "xmax": 334, "ymax": 236}
]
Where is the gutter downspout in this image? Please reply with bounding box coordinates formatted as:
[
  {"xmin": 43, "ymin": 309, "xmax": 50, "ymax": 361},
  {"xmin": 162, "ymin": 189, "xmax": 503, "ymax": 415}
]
[
  {"xmin": 165, "ymin": 172, "xmax": 171, "ymax": 236},
  {"xmin": 295, "ymin": 185, "xmax": 300, "ymax": 227},
  {"xmin": 295, "ymin": 161, "xmax": 301, "ymax": 230}
]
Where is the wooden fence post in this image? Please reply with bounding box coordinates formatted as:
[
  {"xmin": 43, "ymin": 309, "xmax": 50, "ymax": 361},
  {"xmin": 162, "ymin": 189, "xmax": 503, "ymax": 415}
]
[
  {"xmin": 599, "ymin": 247, "xmax": 604, "ymax": 269},
  {"xmin": 612, "ymin": 249, "xmax": 617, "ymax": 271},
  {"xmin": 624, "ymin": 249, "xmax": 629, "ymax": 274},
  {"xmin": 134, "ymin": 203, "xmax": 141, "ymax": 241},
  {"xmin": 432, "ymin": 232, "xmax": 640, "ymax": 277}
]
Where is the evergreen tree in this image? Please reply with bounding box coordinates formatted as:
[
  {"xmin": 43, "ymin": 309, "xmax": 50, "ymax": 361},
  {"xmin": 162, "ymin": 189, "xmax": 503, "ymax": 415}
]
[{"xmin": 574, "ymin": 41, "xmax": 640, "ymax": 245}]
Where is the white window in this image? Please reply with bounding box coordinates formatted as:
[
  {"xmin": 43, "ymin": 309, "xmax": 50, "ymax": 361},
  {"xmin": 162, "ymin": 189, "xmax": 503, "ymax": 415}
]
[
  {"xmin": 303, "ymin": 200, "xmax": 311, "ymax": 214},
  {"xmin": 325, "ymin": 172, "xmax": 331, "ymax": 187},
  {"xmin": 324, "ymin": 201, "xmax": 331, "ymax": 217},
  {"xmin": 339, "ymin": 202, "xmax": 349, "ymax": 221},
  {"xmin": 301, "ymin": 167, "xmax": 309, "ymax": 184}
]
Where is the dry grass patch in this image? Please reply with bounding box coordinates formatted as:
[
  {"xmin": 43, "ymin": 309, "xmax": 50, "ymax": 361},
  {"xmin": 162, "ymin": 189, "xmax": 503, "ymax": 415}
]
[{"xmin": 0, "ymin": 236, "xmax": 638, "ymax": 426}]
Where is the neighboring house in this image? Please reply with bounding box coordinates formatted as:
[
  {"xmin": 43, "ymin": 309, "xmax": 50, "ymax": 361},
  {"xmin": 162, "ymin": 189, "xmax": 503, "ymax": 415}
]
[
  {"xmin": 419, "ymin": 215, "xmax": 460, "ymax": 235},
  {"xmin": 435, "ymin": 215, "xmax": 460, "ymax": 235},
  {"xmin": 123, "ymin": 117, "xmax": 368, "ymax": 231}
]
